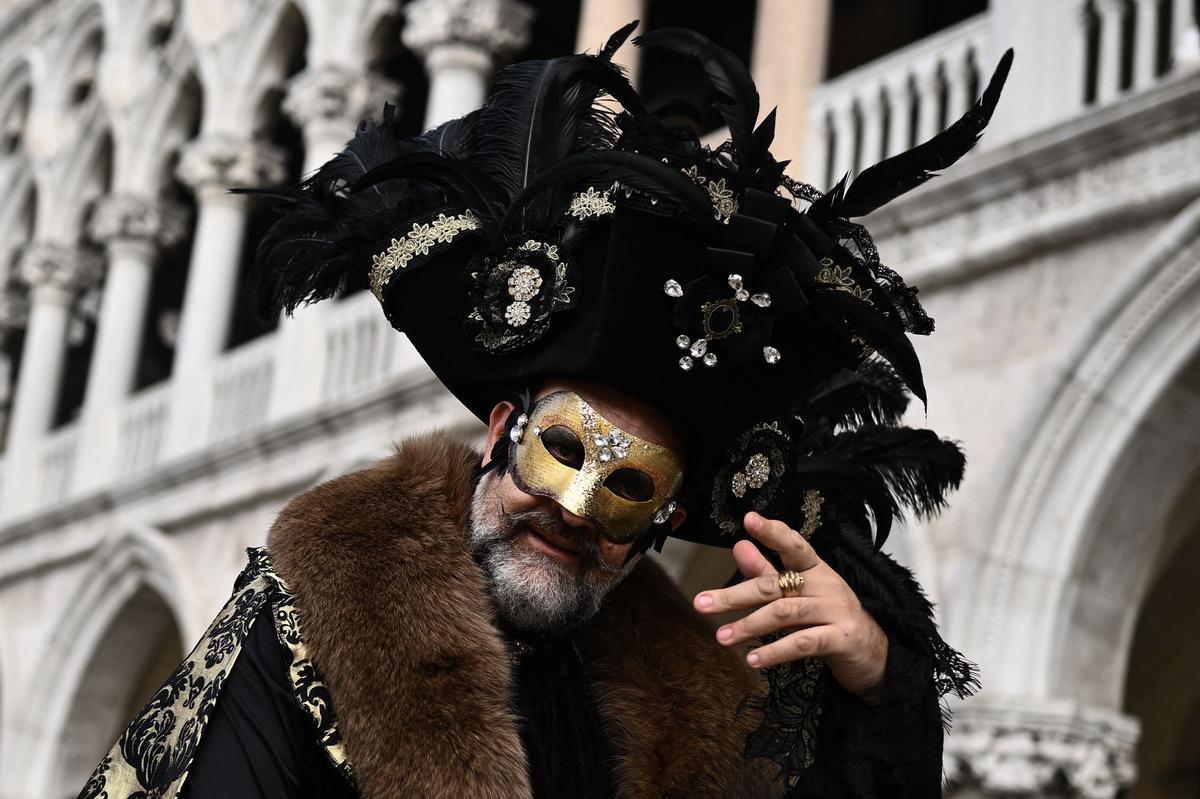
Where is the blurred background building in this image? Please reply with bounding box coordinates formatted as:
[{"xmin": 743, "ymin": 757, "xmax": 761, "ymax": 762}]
[{"xmin": 0, "ymin": 0, "xmax": 1196, "ymax": 796}]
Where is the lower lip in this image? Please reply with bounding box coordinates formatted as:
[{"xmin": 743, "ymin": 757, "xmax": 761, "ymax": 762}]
[{"xmin": 522, "ymin": 528, "xmax": 580, "ymax": 565}]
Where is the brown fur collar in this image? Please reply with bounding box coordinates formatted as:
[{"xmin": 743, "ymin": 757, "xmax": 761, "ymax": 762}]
[{"xmin": 267, "ymin": 434, "xmax": 767, "ymax": 799}]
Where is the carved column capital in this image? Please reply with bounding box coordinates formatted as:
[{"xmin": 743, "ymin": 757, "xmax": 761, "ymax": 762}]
[
  {"xmin": 89, "ymin": 194, "xmax": 189, "ymax": 249},
  {"xmin": 176, "ymin": 135, "xmax": 288, "ymax": 193},
  {"xmin": 945, "ymin": 700, "xmax": 1138, "ymax": 799},
  {"xmin": 283, "ymin": 65, "xmax": 400, "ymax": 135},
  {"xmin": 16, "ymin": 242, "xmax": 104, "ymax": 300},
  {"xmin": 402, "ymin": 0, "xmax": 535, "ymax": 63}
]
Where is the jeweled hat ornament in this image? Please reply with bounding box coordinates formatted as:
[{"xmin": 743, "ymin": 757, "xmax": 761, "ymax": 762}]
[{"xmin": 246, "ymin": 23, "xmax": 1011, "ymax": 559}]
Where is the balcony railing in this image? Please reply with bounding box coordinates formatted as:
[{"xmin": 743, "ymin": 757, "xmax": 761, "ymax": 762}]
[
  {"xmin": 0, "ymin": 289, "xmax": 429, "ymax": 523},
  {"xmin": 807, "ymin": 14, "xmax": 992, "ymax": 190},
  {"xmin": 116, "ymin": 380, "xmax": 171, "ymax": 480}
]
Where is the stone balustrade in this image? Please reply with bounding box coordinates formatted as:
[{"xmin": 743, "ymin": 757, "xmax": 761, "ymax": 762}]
[
  {"xmin": 0, "ymin": 288, "xmax": 420, "ymax": 520},
  {"xmin": 806, "ymin": 14, "xmax": 992, "ymax": 190}
]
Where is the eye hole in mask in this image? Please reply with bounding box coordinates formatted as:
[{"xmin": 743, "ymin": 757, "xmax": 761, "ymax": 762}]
[
  {"xmin": 603, "ymin": 468, "xmax": 655, "ymax": 502},
  {"xmin": 540, "ymin": 425, "xmax": 584, "ymax": 469},
  {"xmin": 539, "ymin": 425, "xmax": 655, "ymax": 502}
]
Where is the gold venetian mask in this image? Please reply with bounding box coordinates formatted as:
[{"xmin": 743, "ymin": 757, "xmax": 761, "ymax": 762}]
[{"xmin": 508, "ymin": 391, "xmax": 685, "ymax": 543}]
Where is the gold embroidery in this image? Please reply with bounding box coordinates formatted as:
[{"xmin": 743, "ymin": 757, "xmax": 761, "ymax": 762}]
[
  {"xmin": 682, "ymin": 164, "xmax": 739, "ymax": 223},
  {"xmin": 567, "ymin": 186, "xmax": 615, "ymax": 219},
  {"xmin": 370, "ymin": 210, "xmax": 481, "ymax": 301},
  {"xmin": 799, "ymin": 489, "xmax": 824, "ymax": 539},
  {"xmin": 815, "ymin": 257, "xmax": 874, "ymax": 304}
]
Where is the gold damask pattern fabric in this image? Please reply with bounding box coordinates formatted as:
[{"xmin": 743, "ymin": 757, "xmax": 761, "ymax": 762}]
[
  {"xmin": 257, "ymin": 548, "xmax": 355, "ymax": 783},
  {"xmin": 78, "ymin": 548, "xmax": 351, "ymax": 798}
]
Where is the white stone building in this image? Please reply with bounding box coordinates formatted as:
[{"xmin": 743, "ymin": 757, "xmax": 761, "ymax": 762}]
[{"xmin": 0, "ymin": 1, "xmax": 1197, "ymax": 796}]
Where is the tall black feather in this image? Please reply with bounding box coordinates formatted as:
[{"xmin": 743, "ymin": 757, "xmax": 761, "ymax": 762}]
[
  {"xmin": 810, "ymin": 48, "xmax": 1013, "ymax": 219},
  {"xmin": 635, "ymin": 27, "xmax": 762, "ymax": 186}
]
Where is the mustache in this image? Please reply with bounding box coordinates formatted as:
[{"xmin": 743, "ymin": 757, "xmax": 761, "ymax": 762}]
[{"xmin": 500, "ymin": 505, "xmax": 619, "ymax": 575}]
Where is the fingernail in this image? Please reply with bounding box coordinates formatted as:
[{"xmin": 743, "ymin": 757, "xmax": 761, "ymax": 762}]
[
  {"xmin": 747, "ymin": 651, "xmax": 761, "ymax": 666},
  {"xmin": 697, "ymin": 594, "xmax": 713, "ymax": 609},
  {"xmin": 717, "ymin": 626, "xmax": 733, "ymax": 641}
]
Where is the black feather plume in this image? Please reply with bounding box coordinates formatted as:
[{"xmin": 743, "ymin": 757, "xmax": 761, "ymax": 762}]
[
  {"xmin": 829, "ymin": 426, "xmax": 966, "ymax": 523},
  {"xmin": 635, "ymin": 27, "xmax": 763, "ymax": 186},
  {"xmin": 810, "ymin": 48, "xmax": 1013, "ymax": 219},
  {"xmin": 800, "ymin": 360, "xmax": 911, "ymax": 429}
]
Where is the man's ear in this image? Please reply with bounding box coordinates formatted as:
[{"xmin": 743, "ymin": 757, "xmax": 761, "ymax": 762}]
[
  {"xmin": 668, "ymin": 505, "xmax": 688, "ymax": 532},
  {"xmin": 482, "ymin": 400, "xmax": 516, "ymax": 467}
]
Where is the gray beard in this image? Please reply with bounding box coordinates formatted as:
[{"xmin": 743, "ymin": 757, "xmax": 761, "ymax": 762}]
[{"xmin": 468, "ymin": 470, "xmax": 639, "ymax": 632}]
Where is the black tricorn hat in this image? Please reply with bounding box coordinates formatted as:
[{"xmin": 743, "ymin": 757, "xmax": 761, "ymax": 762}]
[{"xmin": 247, "ymin": 23, "xmax": 1013, "ymax": 554}]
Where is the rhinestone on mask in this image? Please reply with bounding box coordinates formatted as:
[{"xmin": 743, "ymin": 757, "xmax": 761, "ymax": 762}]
[
  {"xmin": 509, "ymin": 412, "xmax": 529, "ymax": 443},
  {"xmin": 653, "ymin": 500, "xmax": 678, "ymax": 525},
  {"xmin": 663, "ymin": 279, "xmax": 683, "ymax": 298}
]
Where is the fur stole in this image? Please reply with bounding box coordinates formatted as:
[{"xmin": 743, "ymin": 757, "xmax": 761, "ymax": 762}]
[{"xmin": 267, "ymin": 433, "xmax": 769, "ymax": 798}]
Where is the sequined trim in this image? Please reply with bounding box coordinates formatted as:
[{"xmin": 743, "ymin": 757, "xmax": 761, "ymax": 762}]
[
  {"xmin": 815, "ymin": 257, "xmax": 874, "ymax": 304},
  {"xmin": 567, "ymin": 186, "xmax": 616, "ymax": 219},
  {"xmin": 370, "ymin": 210, "xmax": 481, "ymax": 301}
]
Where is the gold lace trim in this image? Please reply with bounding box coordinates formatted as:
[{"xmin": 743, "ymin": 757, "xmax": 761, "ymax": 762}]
[{"xmin": 370, "ymin": 210, "xmax": 481, "ymax": 301}]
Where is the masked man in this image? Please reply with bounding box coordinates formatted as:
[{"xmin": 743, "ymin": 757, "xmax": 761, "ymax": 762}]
[{"xmin": 80, "ymin": 25, "xmax": 1011, "ymax": 799}]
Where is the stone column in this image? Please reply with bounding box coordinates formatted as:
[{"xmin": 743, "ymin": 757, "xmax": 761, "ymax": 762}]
[
  {"xmin": 944, "ymin": 700, "xmax": 1138, "ymax": 798},
  {"xmin": 402, "ymin": 0, "xmax": 535, "ymax": 128},
  {"xmin": 73, "ymin": 195, "xmax": 186, "ymax": 491},
  {"xmin": 1134, "ymin": 0, "xmax": 1160, "ymax": 88},
  {"xmin": 0, "ymin": 289, "xmax": 29, "ymax": 453},
  {"xmin": 575, "ymin": 0, "xmax": 643, "ymax": 85},
  {"xmin": 163, "ymin": 136, "xmax": 285, "ymax": 458},
  {"xmin": 283, "ymin": 65, "xmax": 400, "ymax": 175},
  {"xmin": 1096, "ymin": 0, "xmax": 1126, "ymax": 103},
  {"xmin": 266, "ymin": 66, "xmax": 398, "ymax": 423},
  {"xmin": 752, "ymin": 0, "xmax": 832, "ymax": 172},
  {"xmin": 2, "ymin": 243, "xmax": 102, "ymax": 516},
  {"xmin": 1173, "ymin": 0, "xmax": 1200, "ymax": 66}
]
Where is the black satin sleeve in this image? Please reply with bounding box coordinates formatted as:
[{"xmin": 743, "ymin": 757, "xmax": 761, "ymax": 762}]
[{"xmin": 180, "ymin": 605, "xmax": 352, "ymax": 799}]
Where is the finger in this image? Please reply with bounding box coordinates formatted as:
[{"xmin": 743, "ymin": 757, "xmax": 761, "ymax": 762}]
[
  {"xmin": 695, "ymin": 571, "xmax": 785, "ymax": 614},
  {"xmin": 744, "ymin": 512, "xmax": 821, "ymax": 572},
  {"xmin": 716, "ymin": 597, "xmax": 839, "ymax": 647},
  {"xmin": 732, "ymin": 539, "xmax": 775, "ymax": 579},
  {"xmin": 746, "ymin": 625, "xmax": 839, "ymax": 669},
  {"xmin": 696, "ymin": 568, "xmax": 841, "ymax": 614}
]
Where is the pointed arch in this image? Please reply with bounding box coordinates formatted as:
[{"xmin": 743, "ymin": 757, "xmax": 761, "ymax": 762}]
[
  {"xmin": 952, "ymin": 196, "xmax": 1200, "ymax": 705},
  {"xmin": 13, "ymin": 525, "xmax": 187, "ymax": 797}
]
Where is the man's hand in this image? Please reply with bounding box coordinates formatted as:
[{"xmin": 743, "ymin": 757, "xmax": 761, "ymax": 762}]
[{"xmin": 693, "ymin": 511, "xmax": 888, "ymax": 700}]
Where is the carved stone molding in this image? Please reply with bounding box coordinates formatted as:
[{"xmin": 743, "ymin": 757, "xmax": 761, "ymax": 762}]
[
  {"xmin": 16, "ymin": 242, "xmax": 103, "ymax": 297},
  {"xmin": 402, "ymin": 0, "xmax": 534, "ymax": 61},
  {"xmin": 945, "ymin": 700, "xmax": 1139, "ymax": 799},
  {"xmin": 283, "ymin": 65, "xmax": 400, "ymax": 134},
  {"xmin": 89, "ymin": 194, "xmax": 188, "ymax": 249},
  {"xmin": 175, "ymin": 135, "xmax": 288, "ymax": 192}
]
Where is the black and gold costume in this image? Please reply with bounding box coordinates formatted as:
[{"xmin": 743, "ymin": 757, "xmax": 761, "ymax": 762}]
[{"xmin": 81, "ymin": 23, "xmax": 1013, "ymax": 798}]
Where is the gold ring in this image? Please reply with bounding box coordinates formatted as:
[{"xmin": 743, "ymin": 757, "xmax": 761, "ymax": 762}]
[{"xmin": 778, "ymin": 570, "xmax": 805, "ymax": 598}]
